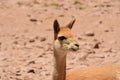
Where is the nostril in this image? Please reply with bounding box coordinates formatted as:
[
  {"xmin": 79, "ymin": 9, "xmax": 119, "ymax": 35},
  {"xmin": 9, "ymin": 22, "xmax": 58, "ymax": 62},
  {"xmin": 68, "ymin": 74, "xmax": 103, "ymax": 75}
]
[{"xmin": 75, "ymin": 44, "xmax": 79, "ymax": 47}]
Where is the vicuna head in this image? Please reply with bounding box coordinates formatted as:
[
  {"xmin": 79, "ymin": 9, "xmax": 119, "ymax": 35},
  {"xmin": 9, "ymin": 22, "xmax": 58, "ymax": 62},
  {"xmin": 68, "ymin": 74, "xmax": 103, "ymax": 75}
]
[{"xmin": 53, "ymin": 19, "xmax": 79, "ymax": 52}]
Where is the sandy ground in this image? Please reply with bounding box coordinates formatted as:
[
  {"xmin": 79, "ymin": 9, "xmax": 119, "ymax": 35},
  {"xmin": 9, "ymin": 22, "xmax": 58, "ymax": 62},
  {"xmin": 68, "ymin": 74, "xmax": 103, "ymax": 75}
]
[{"xmin": 0, "ymin": 0, "xmax": 120, "ymax": 80}]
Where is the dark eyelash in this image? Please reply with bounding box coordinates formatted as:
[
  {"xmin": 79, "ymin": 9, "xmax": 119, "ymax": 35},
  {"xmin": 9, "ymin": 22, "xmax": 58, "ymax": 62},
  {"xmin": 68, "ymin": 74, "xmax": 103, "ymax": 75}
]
[{"xmin": 58, "ymin": 36, "xmax": 67, "ymax": 40}]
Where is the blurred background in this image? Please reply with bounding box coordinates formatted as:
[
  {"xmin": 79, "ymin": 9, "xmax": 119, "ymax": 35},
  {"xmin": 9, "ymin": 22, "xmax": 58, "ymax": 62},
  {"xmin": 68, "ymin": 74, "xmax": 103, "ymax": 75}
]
[{"xmin": 0, "ymin": 0, "xmax": 120, "ymax": 80}]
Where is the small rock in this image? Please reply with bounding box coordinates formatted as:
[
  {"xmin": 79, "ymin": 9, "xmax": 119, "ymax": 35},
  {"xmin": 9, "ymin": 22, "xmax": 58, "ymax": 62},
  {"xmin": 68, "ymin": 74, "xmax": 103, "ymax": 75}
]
[
  {"xmin": 63, "ymin": 7, "xmax": 69, "ymax": 10},
  {"xmin": 40, "ymin": 37, "xmax": 46, "ymax": 42},
  {"xmin": 13, "ymin": 41, "xmax": 18, "ymax": 44},
  {"xmin": 93, "ymin": 42, "xmax": 101, "ymax": 49},
  {"xmin": 40, "ymin": 20, "xmax": 43, "ymax": 23},
  {"xmin": 78, "ymin": 37, "xmax": 82, "ymax": 40},
  {"xmin": 16, "ymin": 70, "xmax": 20, "ymax": 73},
  {"xmin": 93, "ymin": 39, "xmax": 98, "ymax": 42},
  {"xmin": 99, "ymin": 21, "xmax": 103, "ymax": 24},
  {"xmin": 28, "ymin": 61, "xmax": 35, "ymax": 65},
  {"xmin": 44, "ymin": 45, "xmax": 50, "ymax": 51},
  {"xmin": 39, "ymin": 67, "xmax": 43, "ymax": 70},
  {"xmin": 15, "ymin": 78, "xmax": 22, "ymax": 80},
  {"xmin": 46, "ymin": 29, "xmax": 52, "ymax": 31},
  {"xmin": 74, "ymin": 1, "xmax": 82, "ymax": 5},
  {"xmin": 28, "ymin": 69, "xmax": 35, "ymax": 73},
  {"xmin": 27, "ymin": 14, "xmax": 31, "ymax": 17},
  {"xmin": 85, "ymin": 32, "xmax": 95, "ymax": 36},
  {"xmin": 34, "ymin": 36, "xmax": 39, "ymax": 40},
  {"xmin": 15, "ymin": 36, "xmax": 19, "ymax": 39},
  {"xmin": 38, "ymin": 54, "xmax": 43, "ymax": 57},
  {"xmin": 29, "ymin": 39, "xmax": 35, "ymax": 43},
  {"xmin": 94, "ymin": 5, "xmax": 98, "ymax": 7},
  {"xmin": 24, "ymin": 42, "xmax": 27, "ymax": 46},
  {"xmin": 104, "ymin": 29, "xmax": 109, "ymax": 32},
  {"xmin": 106, "ymin": 4, "xmax": 111, "ymax": 7},
  {"xmin": 85, "ymin": 49, "xmax": 95, "ymax": 54},
  {"xmin": 16, "ymin": 73, "xmax": 21, "ymax": 76},
  {"xmin": 30, "ymin": 18, "xmax": 37, "ymax": 22},
  {"xmin": 0, "ymin": 42, "xmax": 2, "ymax": 45},
  {"xmin": 46, "ymin": 73, "xmax": 50, "ymax": 76},
  {"xmin": 59, "ymin": 14, "xmax": 64, "ymax": 17}
]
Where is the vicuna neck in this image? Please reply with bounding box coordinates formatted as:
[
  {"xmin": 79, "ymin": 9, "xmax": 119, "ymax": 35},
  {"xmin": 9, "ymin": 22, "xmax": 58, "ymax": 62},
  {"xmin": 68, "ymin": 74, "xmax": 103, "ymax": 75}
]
[{"xmin": 53, "ymin": 48, "xmax": 67, "ymax": 80}]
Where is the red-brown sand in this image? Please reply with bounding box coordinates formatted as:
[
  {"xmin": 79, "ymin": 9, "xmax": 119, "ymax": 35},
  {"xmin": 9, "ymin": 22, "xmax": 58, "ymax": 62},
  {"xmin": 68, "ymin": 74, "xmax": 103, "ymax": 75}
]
[{"xmin": 0, "ymin": 0, "xmax": 120, "ymax": 80}]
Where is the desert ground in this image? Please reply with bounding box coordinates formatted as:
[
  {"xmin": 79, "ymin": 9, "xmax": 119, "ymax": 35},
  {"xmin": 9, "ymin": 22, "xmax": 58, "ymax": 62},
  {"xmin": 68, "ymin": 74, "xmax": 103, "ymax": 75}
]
[{"xmin": 0, "ymin": 0, "xmax": 120, "ymax": 80}]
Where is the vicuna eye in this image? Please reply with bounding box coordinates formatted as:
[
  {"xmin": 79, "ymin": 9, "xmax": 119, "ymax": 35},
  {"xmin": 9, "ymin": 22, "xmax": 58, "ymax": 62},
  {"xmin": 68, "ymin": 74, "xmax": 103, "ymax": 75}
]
[{"xmin": 58, "ymin": 36, "xmax": 67, "ymax": 41}]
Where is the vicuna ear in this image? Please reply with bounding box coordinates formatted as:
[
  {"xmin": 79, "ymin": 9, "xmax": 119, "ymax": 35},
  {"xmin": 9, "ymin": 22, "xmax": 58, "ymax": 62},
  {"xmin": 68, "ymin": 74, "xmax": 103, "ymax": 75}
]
[
  {"xmin": 66, "ymin": 19, "xmax": 76, "ymax": 29},
  {"xmin": 53, "ymin": 19, "xmax": 60, "ymax": 40}
]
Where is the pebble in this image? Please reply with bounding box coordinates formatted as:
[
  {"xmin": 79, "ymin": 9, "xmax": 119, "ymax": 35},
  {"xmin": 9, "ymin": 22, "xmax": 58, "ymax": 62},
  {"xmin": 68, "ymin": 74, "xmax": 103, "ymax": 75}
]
[
  {"xmin": 28, "ymin": 61, "xmax": 35, "ymax": 65},
  {"xmin": 93, "ymin": 42, "xmax": 100, "ymax": 49},
  {"xmin": 94, "ymin": 53, "xmax": 105, "ymax": 58},
  {"xmin": 29, "ymin": 39, "xmax": 35, "ymax": 43},
  {"xmin": 0, "ymin": 42, "xmax": 2, "ymax": 45},
  {"xmin": 85, "ymin": 31, "xmax": 95, "ymax": 36},
  {"xmin": 40, "ymin": 37, "xmax": 46, "ymax": 42},
  {"xmin": 27, "ymin": 69, "xmax": 35, "ymax": 73},
  {"xmin": 16, "ymin": 73, "xmax": 21, "ymax": 76},
  {"xmin": 104, "ymin": 29, "xmax": 109, "ymax": 32},
  {"xmin": 59, "ymin": 14, "xmax": 64, "ymax": 17},
  {"xmin": 78, "ymin": 37, "xmax": 83, "ymax": 40},
  {"xmin": 30, "ymin": 19, "xmax": 37, "ymax": 22},
  {"xmin": 44, "ymin": 45, "xmax": 50, "ymax": 51},
  {"xmin": 13, "ymin": 41, "xmax": 18, "ymax": 44},
  {"xmin": 99, "ymin": 21, "xmax": 103, "ymax": 24}
]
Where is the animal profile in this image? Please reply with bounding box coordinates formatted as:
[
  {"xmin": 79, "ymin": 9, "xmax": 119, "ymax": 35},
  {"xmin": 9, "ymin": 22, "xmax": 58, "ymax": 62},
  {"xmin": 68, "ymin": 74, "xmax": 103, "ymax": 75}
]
[{"xmin": 52, "ymin": 19, "xmax": 120, "ymax": 80}]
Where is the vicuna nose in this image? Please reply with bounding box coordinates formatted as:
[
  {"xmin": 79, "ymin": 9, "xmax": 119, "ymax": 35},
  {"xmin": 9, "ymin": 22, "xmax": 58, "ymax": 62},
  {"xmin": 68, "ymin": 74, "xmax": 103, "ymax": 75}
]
[{"xmin": 75, "ymin": 44, "xmax": 79, "ymax": 48}]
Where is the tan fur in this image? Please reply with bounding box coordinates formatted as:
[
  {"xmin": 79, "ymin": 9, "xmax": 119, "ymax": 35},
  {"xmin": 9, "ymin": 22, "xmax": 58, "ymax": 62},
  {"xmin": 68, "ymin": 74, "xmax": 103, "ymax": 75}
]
[
  {"xmin": 58, "ymin": 27, "xmax": 75, "ymax": 38},
  {"xmin": 53, "ymin": 19, "xmax": 120, "ymax": 80},
  {"xmin": 67, "ymin": 65, "xmax": 120, "ymax": 80}
]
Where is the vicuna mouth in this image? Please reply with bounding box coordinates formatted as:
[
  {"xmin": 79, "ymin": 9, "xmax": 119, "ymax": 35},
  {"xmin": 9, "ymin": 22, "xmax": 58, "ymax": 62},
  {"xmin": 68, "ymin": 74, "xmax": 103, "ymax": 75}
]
[{"xmin": 71, "ymin": 48, "xmax": 79, "ymax": 51}]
